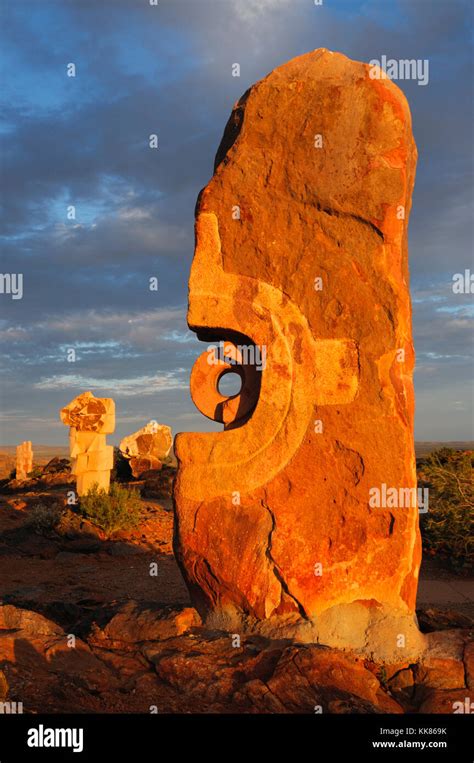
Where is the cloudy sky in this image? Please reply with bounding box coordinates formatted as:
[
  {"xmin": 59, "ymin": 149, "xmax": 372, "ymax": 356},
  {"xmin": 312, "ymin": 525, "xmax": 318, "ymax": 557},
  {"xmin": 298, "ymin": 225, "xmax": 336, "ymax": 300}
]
[{"xmin": 0, "ymin": 0, "xmax": 472, "ymax": 445}]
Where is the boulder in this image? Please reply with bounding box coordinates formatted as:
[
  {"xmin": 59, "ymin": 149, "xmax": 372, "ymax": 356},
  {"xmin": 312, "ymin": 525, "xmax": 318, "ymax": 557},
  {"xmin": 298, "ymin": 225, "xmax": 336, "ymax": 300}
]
[
  {"xmin": 415, "ymin": 629, "xmax": 468, "ymax": 690},
  {"xmin": 42, "ymin": 457, "xmax": 71, "ymax": 474},
  {"xmin": 130, "ymin": 456, "xmax": 162, "ymax": 479},
  {"xmin": 418, "ymin": 689, "xmax": 473, "ymax": 714},
  {"xmin": 120, "ymin": 421, "xmax": 172, "ymax": 478},
  {"xmin": 417, "ymin": 607, "xmax": 473, "ymax": 632},
  {"xmin": 88, "ymin": 602, "xmax": 201, "ymax": 649},
  {"xmin": 0, "ymin": 604, "xmax": 63, "ymax": 636}
]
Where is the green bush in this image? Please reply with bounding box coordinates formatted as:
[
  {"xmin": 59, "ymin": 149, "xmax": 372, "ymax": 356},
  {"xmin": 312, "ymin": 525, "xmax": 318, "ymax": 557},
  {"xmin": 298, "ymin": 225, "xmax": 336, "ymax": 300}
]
[
  {"xmin": 418, "ymin": 448, "xmax": 474, "ymax": 570},
  {"xmin": 28, "ymin": 466, "xmax": 44, "ymax": 479},
  {"xmin": 79, "ymin": 482, "xmax": 142, "ymax": 535},
  {"xmin": 29, "ymin": 502, "xmax": 64, "ymax": 534}
]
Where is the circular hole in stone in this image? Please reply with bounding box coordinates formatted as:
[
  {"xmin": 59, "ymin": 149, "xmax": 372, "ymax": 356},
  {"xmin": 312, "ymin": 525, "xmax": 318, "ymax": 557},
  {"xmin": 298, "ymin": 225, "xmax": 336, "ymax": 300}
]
[{"xmin": 217, "ymin": 371, "xmax": 242, "ymax": 398}]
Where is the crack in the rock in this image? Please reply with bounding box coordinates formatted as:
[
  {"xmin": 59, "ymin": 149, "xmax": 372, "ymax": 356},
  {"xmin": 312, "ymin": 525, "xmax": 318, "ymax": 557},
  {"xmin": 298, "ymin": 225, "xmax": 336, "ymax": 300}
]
[
  {"xmin": 261, "ymin": 500, "xmax": 309, "ymax": 620},
  {"xmin": 315, "ymin": 201, "xmax": 385, "ymax": 242},
  {"xmin": 192, "ymin": 502, "xmax": 203, "ymax": 533}
]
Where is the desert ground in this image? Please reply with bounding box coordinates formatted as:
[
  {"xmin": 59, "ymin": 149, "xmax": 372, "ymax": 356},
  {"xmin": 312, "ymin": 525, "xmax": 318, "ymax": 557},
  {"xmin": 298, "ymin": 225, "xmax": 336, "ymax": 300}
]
[{"xmin": 0, "ymin": 445, "xmax": 472, "ymax": 714}]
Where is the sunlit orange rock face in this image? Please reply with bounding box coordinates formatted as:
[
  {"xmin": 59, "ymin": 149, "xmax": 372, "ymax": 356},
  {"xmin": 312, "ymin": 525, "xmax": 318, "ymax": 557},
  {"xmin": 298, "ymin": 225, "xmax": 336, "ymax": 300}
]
[{"xmin": 174, "ymin": 49, "xmax": 423, "ymax": 658}]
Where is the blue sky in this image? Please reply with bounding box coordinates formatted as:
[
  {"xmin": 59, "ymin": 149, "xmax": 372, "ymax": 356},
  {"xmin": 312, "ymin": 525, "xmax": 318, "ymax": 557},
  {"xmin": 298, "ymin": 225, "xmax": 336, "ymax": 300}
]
[{"xmin": 0, "ymin": 0, "xmax": 473, "ymax": 444}]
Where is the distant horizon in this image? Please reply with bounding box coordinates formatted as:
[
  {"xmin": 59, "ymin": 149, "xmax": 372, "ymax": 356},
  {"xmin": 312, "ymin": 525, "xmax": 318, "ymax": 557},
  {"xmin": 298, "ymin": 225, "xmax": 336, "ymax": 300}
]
[{"xmin": 1, "ymin": 439, "xmax": 474, "ymax": 449}]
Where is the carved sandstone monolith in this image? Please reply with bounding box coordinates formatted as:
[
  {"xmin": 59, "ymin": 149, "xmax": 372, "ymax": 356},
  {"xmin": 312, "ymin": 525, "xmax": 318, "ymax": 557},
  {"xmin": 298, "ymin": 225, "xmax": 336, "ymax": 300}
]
[
  {"xmin": 60, "ymin": 391, "xmax": 115, "ymax": 496},
  {"xmin": 16, "ymin": 441, "xmax": 33, "ymax": 481},
  {"xmin": 173, "ymin": 50, "xmax": 424, "ymax": 660},
  {"xmin": 119, "ymin": 420, "xmax": 172, "ymax": 478}
]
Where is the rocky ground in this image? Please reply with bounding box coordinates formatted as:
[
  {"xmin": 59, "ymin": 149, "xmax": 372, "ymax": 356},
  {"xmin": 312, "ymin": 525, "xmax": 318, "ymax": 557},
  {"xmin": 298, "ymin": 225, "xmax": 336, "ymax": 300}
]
[{"xmin": 0, "ymin": 460, "xmax": 472, "ymax": 714}]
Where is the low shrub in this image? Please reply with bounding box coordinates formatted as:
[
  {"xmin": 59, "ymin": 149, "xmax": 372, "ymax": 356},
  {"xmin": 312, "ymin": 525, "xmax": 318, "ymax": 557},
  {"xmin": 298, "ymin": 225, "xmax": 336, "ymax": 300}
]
[
  {"xmin": 418, "ymin": 448, "xmax": 474, "ymax": 570},
  {"xmin": 29, "ymin": 502, "xmax": 64, "ymax": 534},
  {"xmin": 79, "ymin": 482, "xmax": 141, "ymax": 535}
]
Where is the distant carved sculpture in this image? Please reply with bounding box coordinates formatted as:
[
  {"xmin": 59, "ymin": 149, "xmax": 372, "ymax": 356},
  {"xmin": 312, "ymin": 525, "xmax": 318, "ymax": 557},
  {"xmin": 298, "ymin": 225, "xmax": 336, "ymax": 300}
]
[
  {"xmin": 60, "ymin": 391, "xmax": 115, "ymax": 496},
  {"xmin": 16, "ymin": 441, "xmax": 33, "ymax": 481},
  {"xmin": 174, "ymin": 49, "xmax": 424, "ymax": 660},
  {"xmin": 119, "ymin": 420, "xmax": 172, "ymax": 478}
]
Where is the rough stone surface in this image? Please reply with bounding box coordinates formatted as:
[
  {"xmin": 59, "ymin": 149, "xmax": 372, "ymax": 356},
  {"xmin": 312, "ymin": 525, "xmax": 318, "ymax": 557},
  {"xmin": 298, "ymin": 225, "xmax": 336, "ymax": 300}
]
[
  {"xmin": 60, "ymin": 391, "xmax": 115, "ymax": 495},
  {"xmin": 387, "ymin": 667, "xmax": 415, "ymax": 705},
  {"xmin": 418, "ymin": 689, "xmax": 472, "ymax": 714},
  {"xmin": 174, "ymin": 49, "xmax": 421, "ymax": 658},
  {"xmin": 415, "ymin": 629, "xmax": 467, "ymax": 689},
  {"xmin": 129, "ymin": 456, "xmax": 162, "ymax": 479},
  {"xmin": 0, "ymin": 602, "xmax": 415, "ymax": 714},
  {"xmin": 43, "ymin": 457, "xmax": 71, "ymax": 474},
  {"xmin": 88, "ymin": 602, "xmax": 201, "ymax": 649},
  {"xmin": 417, "ymin": 607, "xmax": 473, "ymax": 632},
  {"xmin": 120, "ymin": 421, "xmax": 172, "ymax": 478},
  {"xmin": 0, "ymin": 604, "xmax": 63, "ymax": 636},
  {"xmin": 15, "ymin": 441, "xmax": 33, "ymax": 481}
]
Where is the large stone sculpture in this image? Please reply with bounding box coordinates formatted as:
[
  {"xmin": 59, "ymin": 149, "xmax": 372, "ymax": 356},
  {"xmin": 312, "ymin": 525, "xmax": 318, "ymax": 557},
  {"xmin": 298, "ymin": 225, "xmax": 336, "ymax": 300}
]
[
  {"xmin": 60, "ymin": 391, "xmax": 115, "ymax": 496},
  {"xmin": 119, "ymin": 420, "xmax": 172, "ymax": 477},
  {"xmin": 173, "ymin": 49, "xmax": 423, "ymax": 659},
  {"xmin": 16, "ymin": 441, "xmax": 33, "ymax": 481}
]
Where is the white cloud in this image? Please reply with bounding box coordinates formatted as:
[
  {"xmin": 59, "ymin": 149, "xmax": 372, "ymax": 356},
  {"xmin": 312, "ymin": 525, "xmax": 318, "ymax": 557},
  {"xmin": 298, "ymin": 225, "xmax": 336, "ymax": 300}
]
[
  {"xmin": 233, "ymin": 0, "xmax": 290, "ymax": 22},
  {"xmin": 117, "ymin": 206, "xmax": 152, "ymax": 221},
  {"xmin": 34, "ymin": 372, "xmax": 188, "ymax": 397},
  {"xmin": 0, "ymin": 307, "xmax": 195, "ymax": 351}
]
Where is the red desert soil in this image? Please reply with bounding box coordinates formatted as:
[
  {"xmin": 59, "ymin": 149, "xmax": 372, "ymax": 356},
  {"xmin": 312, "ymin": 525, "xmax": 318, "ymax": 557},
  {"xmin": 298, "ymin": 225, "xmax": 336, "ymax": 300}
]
[{"xmin": 0, "ymin": 491, "xmax": 189, "ymax": 610}]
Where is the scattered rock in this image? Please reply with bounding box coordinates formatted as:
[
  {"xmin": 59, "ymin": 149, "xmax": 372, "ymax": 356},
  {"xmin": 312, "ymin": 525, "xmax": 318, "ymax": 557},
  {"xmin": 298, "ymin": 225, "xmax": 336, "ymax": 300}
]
[
  {"xmin": 130, "ymin": 456, "xmax": 162, "ymax": 479},
  {"xmin": 56, "ymin": 510, "xmax": 104, "ymax": 541},
  {"xmin": 417, "ymin": 607, "xmax": 473, "ymax": 632},
  {"xmin": 418, "ymin": 689, "xmax": 471, "ymax": 714},
  {"xmin": 120, "ymin": 421, "xmax": 172, "ymax": 478},
  {"xmin": 261, "ymin": 645, "xmax": 403, "ymax": 714},
  {"xmin": 88, "ymin": 602, "xmax": 201, "ymax": 649},
  {"xmin": 415, "ymin": 630, "xmax": 467, "ymax": 689},
  {"xmin": 0, "ymin": 598, "xmax": 471, "ymax": 714},
  {"xmin": 388, "ymin": 667, "xmax": 415, "ymax": 691},
  {"xmin": 0, "ymin": 604, "xmax": 63, "ymax": 636},
  {"xmin": 36, "ymin": 472, "xmax": 74, "ymax": 487},
  {"xmin": 145, "ymin": 636, "xmax": 402, "ymax": 713},
  {"xmin": 42, "ymin": 457, "xmax": 71, "ymax": 474}
]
